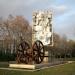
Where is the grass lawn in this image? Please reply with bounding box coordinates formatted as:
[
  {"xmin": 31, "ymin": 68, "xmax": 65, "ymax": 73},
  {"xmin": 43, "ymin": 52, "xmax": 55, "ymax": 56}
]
[{"xmin": 0, "ymin": 62, "xmax": 75, "ymax": 75}]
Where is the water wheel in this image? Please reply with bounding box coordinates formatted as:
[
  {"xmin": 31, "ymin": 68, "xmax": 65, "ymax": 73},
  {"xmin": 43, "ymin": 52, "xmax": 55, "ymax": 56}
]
[
  {"xmin": 33, "ymin": 40, "xmax": 44, "ymax": 64},
  {"xmin": 16, "ymin": 41, "xmax": 31, "ymax": 64}
]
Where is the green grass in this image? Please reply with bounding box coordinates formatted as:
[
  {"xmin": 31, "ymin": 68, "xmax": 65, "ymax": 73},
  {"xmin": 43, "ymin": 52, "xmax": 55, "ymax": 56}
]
[
  {"xmin": 0, "ymin": 62, "xmax": 75, "ymax": 75},
  {"xmin": 0, "ymin": 62, "xmax": 9, "ymax": 68}
]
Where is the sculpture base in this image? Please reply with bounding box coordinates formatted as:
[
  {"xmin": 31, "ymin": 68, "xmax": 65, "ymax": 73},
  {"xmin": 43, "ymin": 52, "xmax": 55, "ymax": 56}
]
[
  {"xmin": 9, "ymin": 64, "xmax": 35, "ymax": 69},
  {"xmin": 9, "ymin": 63, "xmax": 53, "ymax": 69},
  {"xmin": 9, "ymin": 61, "xmax": 66, "ymax": 70}
]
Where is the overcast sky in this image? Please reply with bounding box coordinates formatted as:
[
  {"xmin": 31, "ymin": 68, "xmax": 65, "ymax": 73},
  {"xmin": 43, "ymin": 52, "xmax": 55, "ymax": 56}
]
[{"xmin": 0, "ymin": 0, "xmax": 75, "ymax": 40}]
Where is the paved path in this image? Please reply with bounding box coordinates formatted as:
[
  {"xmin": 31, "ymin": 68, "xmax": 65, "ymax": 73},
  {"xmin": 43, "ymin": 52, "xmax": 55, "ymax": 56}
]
[{"xmin": 0, "ymin": 67, "xmax": 35, "ymax": 72}]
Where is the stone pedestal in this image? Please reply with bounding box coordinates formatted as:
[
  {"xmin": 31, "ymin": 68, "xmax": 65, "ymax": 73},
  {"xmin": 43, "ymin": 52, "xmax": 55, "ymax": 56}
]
[
  {"xmin": 9, "ymin": 64, "xmax": 35, "ymax": 69},
  {"xmin": 43, "ymin": 50, "xmax": 51, "ymax": 63},
  {"xmin": 9, "ymin": 63, "xmax": 51, "ymax": 69}
]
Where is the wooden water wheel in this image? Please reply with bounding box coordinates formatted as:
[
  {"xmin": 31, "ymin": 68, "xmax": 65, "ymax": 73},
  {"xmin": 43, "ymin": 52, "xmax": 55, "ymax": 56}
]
[
  {"xmin": 16, "ymin": 41, "xmax": 32, "ymax": 64},
  {"xmin": 33, "ymin": 40, "xmax": 45, "ymax": 64}
]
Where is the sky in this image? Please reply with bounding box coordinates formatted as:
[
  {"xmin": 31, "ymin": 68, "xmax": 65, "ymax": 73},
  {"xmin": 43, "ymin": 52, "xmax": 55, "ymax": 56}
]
[{"xmin": 0, "ymin": 0, "xmax": 75, "ymax": 40}]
